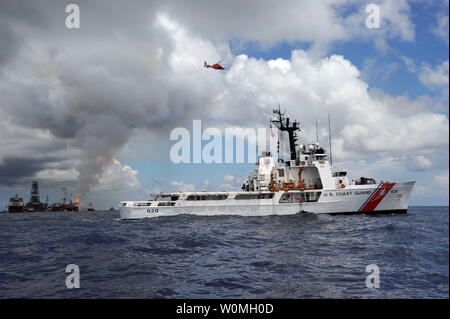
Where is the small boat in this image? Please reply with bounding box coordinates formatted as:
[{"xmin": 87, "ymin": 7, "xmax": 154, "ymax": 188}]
[{"xmin": 8, "ymin": 195, "xmax": 25, "ymax": 213}]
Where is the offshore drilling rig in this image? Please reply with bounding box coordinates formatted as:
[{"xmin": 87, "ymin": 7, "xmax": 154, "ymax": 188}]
[{"xmin": 25, "ymin": 181, "xmax": 47, "ymax": 212}]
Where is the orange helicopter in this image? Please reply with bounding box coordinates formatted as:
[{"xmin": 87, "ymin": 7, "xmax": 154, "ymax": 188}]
[{"xmin": 204, "ymin": 60, "xmax": 225, "ymax": 70}]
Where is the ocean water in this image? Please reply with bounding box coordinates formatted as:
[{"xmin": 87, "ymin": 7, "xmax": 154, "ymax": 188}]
[{"xmin": 0, "ymin": 206, "xmax": 448, "ymax": 299}]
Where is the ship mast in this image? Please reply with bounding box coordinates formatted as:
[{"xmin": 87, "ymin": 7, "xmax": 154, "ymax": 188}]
[
  {"xmin": 270, "ymin": 105, "xmax": 300, "ymax": 160},
  {"xmin": 328, "ymin": 113, "xmax": 333, "ymax": 166}
]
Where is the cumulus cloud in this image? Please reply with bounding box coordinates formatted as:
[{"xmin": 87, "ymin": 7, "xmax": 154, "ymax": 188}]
[
  {"xmin": 378, "ymin": 0, "xmax": 415, "ymax": 41},
  {"xmin": 214, "ymin": 52, "xmax": 448, "ymax": 162},
  {"xmin": 0, "ymin": 4, "xmax": 228, "ymax": 197},
  {"xmin": 431, "ymin": 5, "xmax": 449, "ymax": 45},
  {"xmin": 401, "ymin": 56, "xmax": 449, "ymax": 102},
  {"xmin": 419, "ymin": 60, "xmax": 449, "ymax": 90},
  {"xmin": 92, "ymin": 159, "xmax": 143, "ymax": 192},
  {"xmin": 161, "ymin": 0, "xmax": 417, "ymax": 56}
]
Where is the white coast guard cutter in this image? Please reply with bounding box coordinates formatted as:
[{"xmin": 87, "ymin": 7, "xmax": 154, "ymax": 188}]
[{"xmin": 120, "ymin": 109, "xmax": 415, "ymax": 219}]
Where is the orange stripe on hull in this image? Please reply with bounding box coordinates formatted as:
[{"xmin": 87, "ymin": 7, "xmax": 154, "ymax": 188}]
[{"xmin": 360, "ymin": 182, "xmax": 396, "ymax": 212}]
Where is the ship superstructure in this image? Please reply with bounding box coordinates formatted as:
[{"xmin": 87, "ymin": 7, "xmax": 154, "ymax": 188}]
[
  {"xmin": 8, "ymin": 195, "xmax": 25, "ymax": 213},
  {"xmin": 25, "ymin": 181, "xmax": 48, "ymax": 212},
  {"xmin": 120, "ymin": 109, "xmax": 415, "ymax": 219},
  {"xmin": 49, "ymin": 187, "xmax": 80, "ymax": 211}
]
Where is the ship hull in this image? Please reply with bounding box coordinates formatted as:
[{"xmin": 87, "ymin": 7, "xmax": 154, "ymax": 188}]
[
  {"xmin": 8, "ymin": 206, "xmax": 25, "ymax": 213},
  {"xmin": 299, "ymin": 181, "xmax": 415, "ymax": 215},
  {"xmin": 120, "ymin": 181, "xmax": 415, "ymax": 220}
]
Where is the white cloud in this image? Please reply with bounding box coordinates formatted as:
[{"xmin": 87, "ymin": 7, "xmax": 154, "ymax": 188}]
[
  {"xmin": 160, "ymin": 0, "xmax": 349, "ymax": 54},
  {"xmin": 343, "ymin": 0, "xmax": 415, "ymax": 53},
  {"xmin": 170, "ymin": 180, "xmax": 196, "ymax": 192},
  {"xmin": 434, "ymin": 171, "xmax": 449, "ymax": 186},
  {"xmin": 419, "ymin": 60, "xmax": 449, "ymax": 90},
  {"xmin": 92, "ymin": 159, "xmax": 143, "ymax": 192},
  {"xmin": 379, "ymin": 0, "xmax": 415, "ymax": 42},
  {"xmin": 408, "ymin": 156, "xmax": 433, "ymax": 171},
  {"xmin": 432, "ymin": 13, "xmax": 449, "ymax": 44},
  {"xmin": 401, "ymin": 55, "xmax": 417, "ymax": 73},
  {"xmin": 209, "ymin": 50, "xmax": 448, "ymax": 163},
  {"xmin": 223, "ymin": 175, "xmax": 235, "ymax": 183},
  {"xmin": 160, "ymin": 0, "xmax": 416, "ymax": 56}
]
